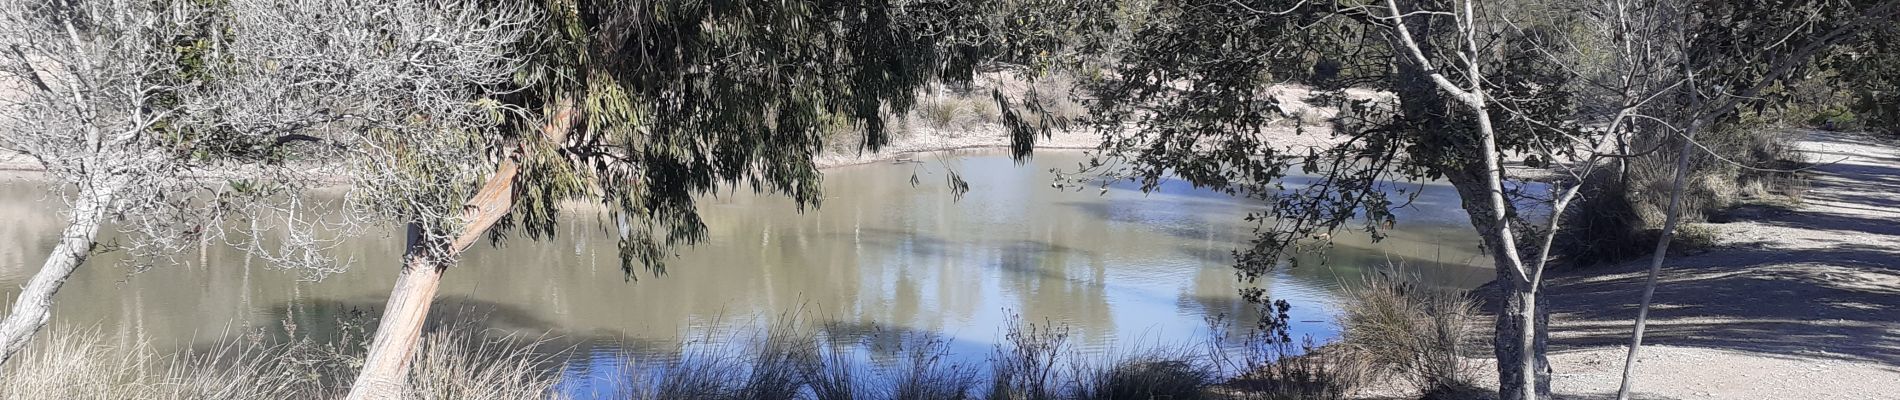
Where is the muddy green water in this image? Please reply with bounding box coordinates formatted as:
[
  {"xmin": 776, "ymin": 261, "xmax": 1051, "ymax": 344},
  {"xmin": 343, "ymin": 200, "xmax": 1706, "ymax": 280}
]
[{"xmin": 0, "ymin": 151, "xmax": 1492, "ymax": 394}]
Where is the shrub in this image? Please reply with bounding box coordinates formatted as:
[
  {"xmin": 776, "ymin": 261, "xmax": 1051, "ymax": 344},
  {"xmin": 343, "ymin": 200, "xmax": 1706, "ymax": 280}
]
[
  {"xmin": 403, "ymin": 329, "xmax": 563, "ymax": 400},
  {"xmin": 1216, "ymin": 340, "xmax": 1365, "ymax": 400},
  {"xmin": 921, "ymin": 99, "xmax": 972, "ymax": 129},
  {"xmin": 1806, "ymin": 108, "xmax": 1865, "ymax": 132},
  {"xmin": 989, "ymin": 317, "xmax": 1071, "ymax": 400},
  {"xmin": 1669, "ymin": 224, "xmax": 1722, "ymax": 253},
  {"xmin": 1068, "ymin": 349, "xmax": 1215, "ymax": 400},
  {"xmin": 1204, "ymin": 313, "xmax": 1367, "ymax": 400},
  {"xmin": 880, "ymin": 335, "xmax": 979, "ymax": 400},
  {"xmin": 1335, "ymin": 271, "xmax": 1479, "ymax": 397},
  {"xmin": 0, "ymin": 331, "xmax": 302, "ymax": 400},
  {"xmin": 1558, "ymin": 125, "xmax": 1807, "ymax": 266}
]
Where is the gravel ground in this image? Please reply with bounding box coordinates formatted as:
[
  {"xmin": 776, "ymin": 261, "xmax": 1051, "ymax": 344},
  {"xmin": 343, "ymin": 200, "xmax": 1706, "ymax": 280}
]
[{"xmin": 1511, "ymin": 130, "xmax": 1900, "ymax": 400}]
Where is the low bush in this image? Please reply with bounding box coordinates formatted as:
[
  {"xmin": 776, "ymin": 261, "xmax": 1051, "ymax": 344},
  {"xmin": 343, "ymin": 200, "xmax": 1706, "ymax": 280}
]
[
  {"xmin": 1335, "ymin": 271, "xmax": 1480, "ymax": 397},
  {"xmin": 1068, "ymin": 355, "xmax": 1215, "ymax": 400},
  {"xmin": 1203, "ymin": 311, "xmax": 1368, "ymax": 400},
  {"xmin": 1557, "ymin": 125, "xmax": 1808, "ymax": 267},
  {"xmin": 1217, "ymin": 340, "xmax": 1366, "ymax": 400}
]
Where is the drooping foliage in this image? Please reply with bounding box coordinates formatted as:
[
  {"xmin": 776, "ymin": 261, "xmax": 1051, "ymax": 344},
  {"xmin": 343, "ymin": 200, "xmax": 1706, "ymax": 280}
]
[
  {"xmin": 1797, "ymin": 2, "xmax": 1900, "ymax": 135},
  {"xmin": 492, "ymin": 0, "xmax": 1104, "ymax": 277}
]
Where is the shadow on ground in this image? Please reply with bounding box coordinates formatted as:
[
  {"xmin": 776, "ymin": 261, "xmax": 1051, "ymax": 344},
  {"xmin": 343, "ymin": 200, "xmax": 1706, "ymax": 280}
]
[{"xmin": 1541, "ymin": 131, "xmax": 1900, "ymax": 370}]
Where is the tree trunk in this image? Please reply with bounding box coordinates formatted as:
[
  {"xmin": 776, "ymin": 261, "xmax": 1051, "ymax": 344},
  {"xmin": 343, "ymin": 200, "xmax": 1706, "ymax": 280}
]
[
  {"xmin": 1616, "ymin": 105, "xmax": 1703, "ymax": 400},
  {"xmin": 1473, "ymin": 113, "xmax": 1551, "ymax": 400},
  {"xmin": 1445, "ymin": 165, "xmax": 1552, "ymax": 400},
  {"xmin": 345, "ymin": 223, "xmax": 449, "ymax": 400},
  {"xmin": 0, "ymin": 189, "xmax": 111, "ymax": 366},
  {"xmin": 1494, "ymin": 275, "xmax": 1552, "ymax": 400},
  {"xmin": 342, "ymin": 100, "xmax": 565, "ymax": 399},
  {"xmin": 345, "ymin": 163, "xmax": 520, "ymax": 400}
]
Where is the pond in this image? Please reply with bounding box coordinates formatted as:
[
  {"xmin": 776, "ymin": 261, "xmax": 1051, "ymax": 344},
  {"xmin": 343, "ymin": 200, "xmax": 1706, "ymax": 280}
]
[{"xmin": 0, "ymin": 150, "xmax": 1494, "ymax": 395}]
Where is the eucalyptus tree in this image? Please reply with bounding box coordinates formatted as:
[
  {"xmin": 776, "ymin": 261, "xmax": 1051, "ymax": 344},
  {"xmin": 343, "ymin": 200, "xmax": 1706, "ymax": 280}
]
[
  {"xmin": 310, "ymin": 1, "xmax": 1049, "ymax": 397},
  {"xmin": 0, "ymin": 0, "xmax": 344, "ymax": 365},
  {"xmin": 207, "ymin": 0, "xmax": 539, "ymax": 397},
  {"xmin": 1050, "ymin": 0, "xmax": 1900, "ymax": 399}
]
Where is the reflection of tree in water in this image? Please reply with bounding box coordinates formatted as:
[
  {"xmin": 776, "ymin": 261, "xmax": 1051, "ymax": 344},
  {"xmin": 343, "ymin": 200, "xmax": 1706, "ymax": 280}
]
[
  {"xmin": 0, "ymin": 182, "xmax": 66, "ymax": 277},
  {"xmin": 0, "ymin": 152, "xmax": 1505, "ymax": 395},
  {"xmin": 837, "ymin": 226, "xmax": 983, "ymax": 334},
  {"xmin": 993, "ymin": 239, "xmax": 1116, "ymax": 345},
  {"xmin": 1173, "ymin": 223, "xmax": 1493, "ymax": 342}
]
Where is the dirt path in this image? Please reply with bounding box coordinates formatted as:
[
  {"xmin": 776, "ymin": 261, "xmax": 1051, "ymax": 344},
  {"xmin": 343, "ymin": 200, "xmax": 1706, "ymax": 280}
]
[{"xmin": 1533, "ymin": 130, "xmax": 1900, "ymax": 399}]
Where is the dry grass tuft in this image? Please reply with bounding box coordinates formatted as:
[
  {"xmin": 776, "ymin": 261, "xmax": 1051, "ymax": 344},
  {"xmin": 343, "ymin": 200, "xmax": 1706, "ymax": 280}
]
[
  {"xmin": 404, "ymin": 329, "xmax": 564, "ymax": 400},
  {"xmin": 0, "ymin": 329, "xmax": 317, "ymax": 400},
  {"xmin": 8, "ymin": 309, "xmax": 1399, "ymax": 400},
  {"xmin": 1206, "ymin": 314, "xmax": 1368, "ymax": 400},
  {"xmin": 1067, "ymin": 351, "xmax": 1216, "ymax": 400},
  {"xmin": 0, "ymin": 325, "xmax": 559, "ymax": 400},
  {"xmin": 1335, "ymin": 270, "xmax": 1480, "ymax": 397}
]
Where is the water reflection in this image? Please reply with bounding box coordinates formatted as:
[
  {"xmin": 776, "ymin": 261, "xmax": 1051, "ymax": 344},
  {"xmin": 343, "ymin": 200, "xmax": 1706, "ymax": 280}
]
[{"xmin": 0, "ymin": 151, "xmax": 1492, "ymax": 387}]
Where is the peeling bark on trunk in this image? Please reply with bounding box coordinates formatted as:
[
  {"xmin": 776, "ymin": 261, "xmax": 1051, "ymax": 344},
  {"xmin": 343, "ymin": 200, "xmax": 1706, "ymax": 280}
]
[
  {"xmin": 343, "ymin": 223, "xmax": 448, "ymax": 400},
  {"xmin": 342, "ymin": 165, "xmax": 514, "ymax": 400},
  {"xmin": 0, "ymin": 188, "xmax": 112, "ymax": 366},
  {"xmin": 344, "ymin": 103, "xmax": 568, "ymax": 399}
]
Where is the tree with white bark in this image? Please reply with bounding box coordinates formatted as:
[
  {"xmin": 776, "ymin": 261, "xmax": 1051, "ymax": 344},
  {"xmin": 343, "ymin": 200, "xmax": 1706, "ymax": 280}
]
[
  {"xmin": 1050, "ymin": 0, "xmax": 1900, "ymax": 399},
  {"xmin": 1613, "ymin": 1, "xmax": 1900, "ymax": 398},
  {"xmin": 0, "ymin": 0, "xmax": 340, "ymax": 365},
  {"xmin": 207, "ymin": 0, "xmax": 539, "ymax": 397},
  {"xmin": 0, "ymin": 0, "xmax": 1054, "ymax": 396},
  {"xmin": 0, "ymin": 0, "xmax": 541, "ymax": 370},
  {"xmin": 275, "ymin": 1, "xmax": 1034, "ymax": 398}
]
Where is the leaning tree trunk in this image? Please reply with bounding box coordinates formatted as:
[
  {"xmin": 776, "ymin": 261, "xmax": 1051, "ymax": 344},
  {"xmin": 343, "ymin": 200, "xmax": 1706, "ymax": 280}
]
[
  {"xmin": 345, "ymin": 149, "xmax": 542, "ymax": 400},
  {"xmin": 1616, "ymin": 105, "xmax": 1704, "ymax": 400},
  {"xmin": 344, "ymin": 162, "xmax": 517, "ymax": 400},
  {"xmin": 343, "ymin": 103, "xmax": 566, "ymax": 399},
  {"xmin": 0, "ymin": 188, "xmax": 112, "ymax": 366},
  {"xmin": 344, "ymin": 223, "xmax": 452, "ymax": 399}
]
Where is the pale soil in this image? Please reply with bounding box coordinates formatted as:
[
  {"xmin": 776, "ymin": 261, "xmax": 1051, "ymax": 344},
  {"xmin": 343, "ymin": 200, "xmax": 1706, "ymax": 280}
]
[
  {"xmin": 810, "ymin": 123, "xmax": 1350, "ymax": 169},
  {"xmin": 1451, "ymin": 130, "xmax": 1900, "ymax": 400},
  {"xmin": 811, "ymin": 124, "xmax": 1104, "ymax": 168},
  {"xmin": 814, "ymin": 82, "xmax": 1364, "ymax": 169},
  {"xmin": 814, "ymin": 83, "xmax": 1564, "ymax": 182}
]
